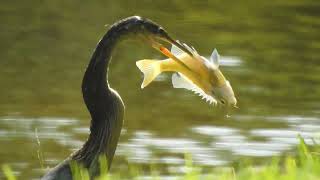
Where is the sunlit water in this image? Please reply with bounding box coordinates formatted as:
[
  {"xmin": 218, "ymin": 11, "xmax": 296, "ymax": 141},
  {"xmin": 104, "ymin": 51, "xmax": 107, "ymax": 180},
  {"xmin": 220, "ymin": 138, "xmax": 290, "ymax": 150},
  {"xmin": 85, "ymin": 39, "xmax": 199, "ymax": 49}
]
[{"xmin": 1, "ymin": 0, "xmax": 320, "ymax": 179}]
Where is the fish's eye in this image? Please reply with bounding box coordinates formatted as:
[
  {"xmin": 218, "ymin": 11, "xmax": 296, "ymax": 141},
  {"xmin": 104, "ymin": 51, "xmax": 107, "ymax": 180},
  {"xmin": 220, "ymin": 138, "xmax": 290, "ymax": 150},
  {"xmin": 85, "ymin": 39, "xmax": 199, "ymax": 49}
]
[{"xmin": 220, "ymin": 99, "xmax": 226, "ymax": 105}]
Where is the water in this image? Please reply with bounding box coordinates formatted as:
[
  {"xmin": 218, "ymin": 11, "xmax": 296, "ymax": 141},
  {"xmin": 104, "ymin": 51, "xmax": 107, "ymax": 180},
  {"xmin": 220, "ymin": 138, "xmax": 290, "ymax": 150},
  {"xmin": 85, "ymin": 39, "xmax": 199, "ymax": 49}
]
[{"xmin": 1, "ymin": 0, "xmax": 320, "ymax": 179}]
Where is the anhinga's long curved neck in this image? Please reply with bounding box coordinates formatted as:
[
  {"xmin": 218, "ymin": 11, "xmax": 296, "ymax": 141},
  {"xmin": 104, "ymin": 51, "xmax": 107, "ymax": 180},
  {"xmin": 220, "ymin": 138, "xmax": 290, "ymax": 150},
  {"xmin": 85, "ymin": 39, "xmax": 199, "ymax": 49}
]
[
  {"xmin": 41, "ymin": 16, "xmax": 188, "ymax": 180},
  {"xmin": 81, "ymin": 16, "xmax": 165, "ymax": 113},
  {"xmin": 71, "ymin": 16, "xmax": 165, "ymax": 174}
]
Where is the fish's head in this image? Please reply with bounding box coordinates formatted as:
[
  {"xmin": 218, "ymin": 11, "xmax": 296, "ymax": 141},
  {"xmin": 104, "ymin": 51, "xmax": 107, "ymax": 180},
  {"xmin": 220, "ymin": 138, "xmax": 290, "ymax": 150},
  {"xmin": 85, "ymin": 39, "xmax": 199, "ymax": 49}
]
[
  {"xmin": 211, "ymin": 81, "xmax": 237, "ymax": 107},
  {"xmin": 201, "ymin": 49, "xmax": 237, "ymax": 108}
]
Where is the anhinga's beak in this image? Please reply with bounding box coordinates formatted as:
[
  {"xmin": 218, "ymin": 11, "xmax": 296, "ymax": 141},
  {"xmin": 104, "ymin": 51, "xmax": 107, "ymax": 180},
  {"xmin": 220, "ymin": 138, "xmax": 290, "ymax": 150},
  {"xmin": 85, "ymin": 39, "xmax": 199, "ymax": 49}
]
[
  {"xmin": 162, "ymin": 35, "xmax": 194, "ymax": 57},
  {"xmin": 147, "ymin": 34, "xmax": 194, "ymax": 58}
]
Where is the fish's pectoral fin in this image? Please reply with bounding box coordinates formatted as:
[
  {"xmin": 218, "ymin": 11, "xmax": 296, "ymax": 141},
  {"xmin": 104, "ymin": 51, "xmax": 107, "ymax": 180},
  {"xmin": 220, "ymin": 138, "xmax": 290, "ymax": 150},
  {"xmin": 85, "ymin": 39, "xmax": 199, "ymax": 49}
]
[
  {"xmin": 136, "ymin": 60, "xmax": 161, "ymax": 88},
  {"xmin": 172, "ymin": 73, "xmax": 196, "ymax": 90},
  {"xmin": 210, "ymin": 49, "xmax": 220, "ymax": 68},
  {"xmin": 172, "ymin": 73, "xmax": 218, "ymax": 105}
]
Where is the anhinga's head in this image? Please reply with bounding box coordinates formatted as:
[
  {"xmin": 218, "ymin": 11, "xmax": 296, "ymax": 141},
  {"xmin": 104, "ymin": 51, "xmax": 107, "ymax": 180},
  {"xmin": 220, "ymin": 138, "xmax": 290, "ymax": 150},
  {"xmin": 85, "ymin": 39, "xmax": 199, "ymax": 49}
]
[{"xmin": 130, "ymin": 16, "xmax": 193, "ymax": 56}]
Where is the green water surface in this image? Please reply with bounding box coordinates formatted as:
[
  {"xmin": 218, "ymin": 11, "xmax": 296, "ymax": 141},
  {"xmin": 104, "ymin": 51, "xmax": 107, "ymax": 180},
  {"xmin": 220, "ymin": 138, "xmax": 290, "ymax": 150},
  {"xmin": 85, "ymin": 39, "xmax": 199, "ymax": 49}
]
[{"xmin": 0, "ymin": 0, "xmax": 319, "ymax": 178}]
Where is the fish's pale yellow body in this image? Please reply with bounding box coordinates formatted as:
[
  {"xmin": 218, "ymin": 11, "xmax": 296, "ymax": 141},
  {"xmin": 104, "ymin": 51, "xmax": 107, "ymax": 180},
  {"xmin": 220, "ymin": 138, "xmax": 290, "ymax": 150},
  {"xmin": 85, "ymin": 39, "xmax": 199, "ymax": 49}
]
[
  {"xmin": 161, "ymin": 53, "xmax": 227, "ymax": 93},
  {"xmin": 136, "ymin": 43, "xmax": 237, "ymax": 106}
]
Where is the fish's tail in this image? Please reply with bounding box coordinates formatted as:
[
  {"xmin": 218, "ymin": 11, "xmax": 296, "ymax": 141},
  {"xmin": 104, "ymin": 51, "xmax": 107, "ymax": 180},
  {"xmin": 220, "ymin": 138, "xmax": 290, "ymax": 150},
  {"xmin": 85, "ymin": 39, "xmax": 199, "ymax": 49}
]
[{"xmin": 136, "ymin": 60, "xmax": 162, "ymax": 88}]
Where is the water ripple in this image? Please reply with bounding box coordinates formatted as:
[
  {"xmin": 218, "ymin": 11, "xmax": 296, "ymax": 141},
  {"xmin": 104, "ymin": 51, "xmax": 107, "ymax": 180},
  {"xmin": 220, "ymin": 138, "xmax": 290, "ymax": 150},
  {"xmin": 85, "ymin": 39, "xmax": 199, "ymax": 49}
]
[
  {"xmin": 192, "ymin": 126, "xmax": 239, "ymax": 136},
  {"xmin": 117, "ymin": 131, "xmax": 227, "ymax": 166}
]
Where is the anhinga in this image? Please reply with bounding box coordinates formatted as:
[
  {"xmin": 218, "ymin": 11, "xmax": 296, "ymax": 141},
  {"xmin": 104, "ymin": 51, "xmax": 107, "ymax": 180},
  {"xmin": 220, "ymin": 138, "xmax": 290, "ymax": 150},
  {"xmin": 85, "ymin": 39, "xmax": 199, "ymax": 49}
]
[{"xmin": 41, "ymin": 16, "xmax": 192, "ymax": 180}]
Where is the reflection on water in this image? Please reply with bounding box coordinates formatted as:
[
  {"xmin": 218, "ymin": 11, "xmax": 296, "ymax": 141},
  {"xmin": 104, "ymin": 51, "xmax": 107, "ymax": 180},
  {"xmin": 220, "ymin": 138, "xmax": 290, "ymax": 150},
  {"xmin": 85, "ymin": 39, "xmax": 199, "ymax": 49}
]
[
  {"xmin": 1, "ymin": 0, "xmax": 320, "ymax": 179},
  {"xmin": 0, "ymin": 113, "xmax": 318, "ymax": 178}
]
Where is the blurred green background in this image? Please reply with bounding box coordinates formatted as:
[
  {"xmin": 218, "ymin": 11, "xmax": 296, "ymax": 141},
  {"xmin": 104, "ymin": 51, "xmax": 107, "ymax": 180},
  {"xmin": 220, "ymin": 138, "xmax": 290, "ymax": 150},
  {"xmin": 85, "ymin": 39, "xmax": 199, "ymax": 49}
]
[{"xmin": 0, "ymin": 0, "xmax": 319, "ymax": 179}]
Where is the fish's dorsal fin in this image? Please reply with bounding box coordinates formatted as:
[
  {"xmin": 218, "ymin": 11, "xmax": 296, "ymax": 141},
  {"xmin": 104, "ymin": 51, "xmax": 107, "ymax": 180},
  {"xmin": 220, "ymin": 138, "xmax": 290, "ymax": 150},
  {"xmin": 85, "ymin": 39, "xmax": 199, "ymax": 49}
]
[
  {"xmin": 191, "ymin": 46, "xmax": 196, "ymax": 51},
  {"xmin": 174, "ymin": 40, "xmax": 199, "ymax": 56},
  {"xmin": 183, "ymin": 43, "xmax": 193, "ymax": 52},
  {"xmin": 210, "ymin": 49, "xmax": 220, "ymax": 67},
  {"xmin": 172, "ymin": 73, "xmax": 217, "ymax": 105},
  {"xmin": 170, "ymin": 44, "xmax": 185, "ymax": 57}
]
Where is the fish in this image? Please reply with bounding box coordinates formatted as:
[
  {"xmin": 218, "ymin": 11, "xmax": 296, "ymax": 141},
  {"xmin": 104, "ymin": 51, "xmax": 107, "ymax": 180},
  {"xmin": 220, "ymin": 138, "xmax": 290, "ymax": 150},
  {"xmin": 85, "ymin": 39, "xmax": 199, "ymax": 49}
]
[{"xmin": 136, "ymin": 42, "xmax": 237, "ymax": 107}]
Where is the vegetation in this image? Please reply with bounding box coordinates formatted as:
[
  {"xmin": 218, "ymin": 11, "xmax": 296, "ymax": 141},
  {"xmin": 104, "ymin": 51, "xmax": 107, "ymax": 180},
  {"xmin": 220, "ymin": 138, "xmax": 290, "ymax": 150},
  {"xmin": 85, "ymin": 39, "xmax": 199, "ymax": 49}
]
[{"xmin": 3, "ymin": 136, "xmax": 319, "ymax": 180}]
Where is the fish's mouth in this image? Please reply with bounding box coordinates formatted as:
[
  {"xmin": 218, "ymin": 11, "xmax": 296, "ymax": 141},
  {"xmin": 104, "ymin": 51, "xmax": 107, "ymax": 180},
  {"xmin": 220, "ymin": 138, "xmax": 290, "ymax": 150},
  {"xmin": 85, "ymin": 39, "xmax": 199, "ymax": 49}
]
[{"xmin": 219, "ymin": 100, "xmax": 239, "ymax": 109}]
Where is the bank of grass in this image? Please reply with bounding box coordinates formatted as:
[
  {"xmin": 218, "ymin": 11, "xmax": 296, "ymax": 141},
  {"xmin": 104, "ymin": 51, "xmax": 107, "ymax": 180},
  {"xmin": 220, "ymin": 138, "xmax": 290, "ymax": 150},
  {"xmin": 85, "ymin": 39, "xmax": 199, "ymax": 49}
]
[{"xmin": 2, "ymin": 136, "xmax": 320, "ymax": 180}]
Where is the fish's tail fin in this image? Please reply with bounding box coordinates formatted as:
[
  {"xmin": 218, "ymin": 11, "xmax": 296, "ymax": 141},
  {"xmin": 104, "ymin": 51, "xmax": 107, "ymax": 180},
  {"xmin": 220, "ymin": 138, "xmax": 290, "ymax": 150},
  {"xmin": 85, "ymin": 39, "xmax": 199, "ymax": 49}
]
[{"xmin": 136, "ymin": 60, "xmax": 162, "ymax": 88}]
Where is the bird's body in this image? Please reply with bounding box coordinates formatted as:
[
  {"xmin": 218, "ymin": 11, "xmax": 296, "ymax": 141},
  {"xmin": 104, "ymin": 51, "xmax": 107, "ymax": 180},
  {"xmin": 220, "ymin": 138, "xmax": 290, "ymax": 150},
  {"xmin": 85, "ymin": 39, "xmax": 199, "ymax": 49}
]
[{"xmin": 41, "ymin": 16, "xmax": 188, "ymax": 179}]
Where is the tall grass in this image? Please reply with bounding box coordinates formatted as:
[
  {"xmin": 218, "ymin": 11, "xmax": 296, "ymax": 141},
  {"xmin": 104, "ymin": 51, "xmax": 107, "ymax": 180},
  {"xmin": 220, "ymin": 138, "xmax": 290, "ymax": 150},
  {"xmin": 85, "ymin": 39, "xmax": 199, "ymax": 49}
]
[
  {"xmin": 1, "ymin": 164, "xmax": 16, "ymax": 180},
  {"xmin": 69, "ymin": 136, "xmax": 320, "ymax": 180},
  {"xmin": 2, "ymin": 136, "xmax": 320, "ymax": 180}
]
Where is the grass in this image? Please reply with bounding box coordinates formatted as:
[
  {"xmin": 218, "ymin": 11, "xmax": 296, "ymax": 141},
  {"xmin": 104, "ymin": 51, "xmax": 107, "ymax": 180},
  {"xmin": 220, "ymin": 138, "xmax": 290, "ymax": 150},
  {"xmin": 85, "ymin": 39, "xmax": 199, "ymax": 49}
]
[
  {"xmin": 2, "ymin": 136, "xmax": 320, "ymax": 180},
  {"xmin": 2, "ymin": 164, "xmax": 16, "ymax": 180}
]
